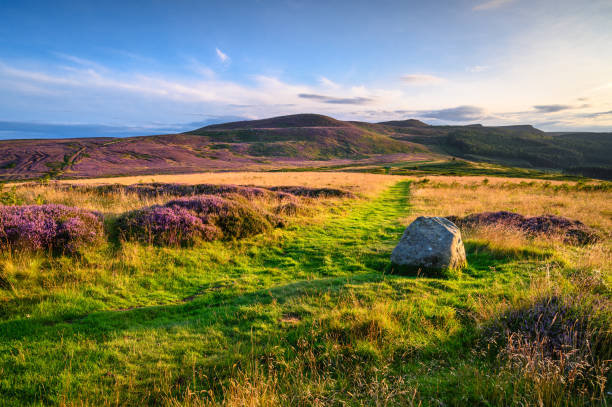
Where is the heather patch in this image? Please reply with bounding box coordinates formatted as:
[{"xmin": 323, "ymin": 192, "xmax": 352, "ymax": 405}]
[
  {"xmin": 268, "ymin": 186, "xmax": 355, "ymax": 198},
  {"xmin": 483, "ymin": 294, "xmax": 611, "ymax": 397},
  {"xmin": 0, "ymin": 204, "xmax": 103, "ymax": 253},
  {"xmin": 117, "ymin": 195, "xmax": 277, "ymax": 245},
  {"xmin": 117, "ymin": 205, "xmax": 221, "ymax": 246},
  {"xmin": 56, "ymin": 183, "xmax": 278, "ymax": 200},
  {"xmin": 447, "ymin": 211, "xmax": 600, "ymax": 244}
]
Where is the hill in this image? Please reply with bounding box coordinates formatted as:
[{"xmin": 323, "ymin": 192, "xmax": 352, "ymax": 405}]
[
  {"xmin": 382, "ymin": 121, "xmax": 612, "ymax": 178},
  {"xmin": 0, "ymin": 113, "xmax": 610, "ymax": 181},
  {"xmin": 201, "ymin": 113, "xmax": 346, "ymax": 129},
  {"xmin": 377, "ymin": 119, "xmax": 429, "ymax": 128},
  {"xmin": 0, "ymin": 114, "xmax": 429, "ymax": 181}
]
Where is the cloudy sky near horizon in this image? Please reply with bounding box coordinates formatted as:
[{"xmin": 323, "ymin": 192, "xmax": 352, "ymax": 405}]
[{"xmin": 1, "ymin": 0, "xmax": 611, "ymax": 138}]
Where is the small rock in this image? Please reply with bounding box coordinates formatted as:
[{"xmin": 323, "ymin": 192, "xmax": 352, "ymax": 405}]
[{"xmin": 391, "ymin": 216, "xmax": 467, "ymax": 275}]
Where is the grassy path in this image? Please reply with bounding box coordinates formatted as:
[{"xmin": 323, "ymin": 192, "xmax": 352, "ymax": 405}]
[{"xmin": 0, "ymin": 181, "xmax": 546, "ymax": 405}]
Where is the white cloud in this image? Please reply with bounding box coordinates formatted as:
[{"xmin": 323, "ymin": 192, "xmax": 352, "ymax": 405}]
[
  {"xmin": 400, "ymin": 74, "xmax": 445, "ymax": 85},
  {"xmin": 52, "ymin": 52, "xmax": 108, "ymax": 72},
  {"xmin": 467, "ymin": 65, "xmax": 489, "ymax": 73},
  {"xmin": 319, "ymin": 76, "xmax": 339, "ymax": 89},
  {"xmin": 0, "ymin": 48, "xmax": 611, "ymax": 131},
  {"xmin": 473, "ymin": 0, "xmax": 515, "ymax": 11},
  {"xmin": 215, "ymin": 48, "xmax": 229, "ymax": 63},
  {"xmin": 184, "ymin": 57, "xmax": 215, "ymax": 79}
]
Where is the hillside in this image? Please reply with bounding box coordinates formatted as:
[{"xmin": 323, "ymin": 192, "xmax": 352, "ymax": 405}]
[
  {"xmin": 0, "ymin": 114, "xmax": 429, "ymax": 181},
  {"xmin": 382, "ymin": 121, "xmax": 612, "ymax": 178},
  {"xmin": 0, "ymin": 113, "xmax": 610, "ymax": 181}
]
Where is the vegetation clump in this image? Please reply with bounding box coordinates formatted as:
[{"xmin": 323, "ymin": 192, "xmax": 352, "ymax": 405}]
[
  {"xmin": 268, "ymin": 186, "xmax": 355, "ymax": 198},
  {"xmin": 58, "ymin": 182, "xmax": 278, "ymax": 200},
  {"xmin": 0, "ymin": 204, "xmax": 103, "ymax": 253},
  {"xmin": 117, "ymin": 195, "xmax": 278, "ymax": 245},
  {"xmin": 447, "ymin": 211, "xmax": 600, "ymax": 244},
  {"xmin": 484, "ymin": 294, "xmax": 611, "ymax": 399}
]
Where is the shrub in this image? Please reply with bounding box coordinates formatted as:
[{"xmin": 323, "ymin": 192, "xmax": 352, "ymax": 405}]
[
  {"xmin": 58, "ymin": 183, "xmax": 279, "ymax": 200},
  {"xmin": 117, "ymin": 195, "xmax": 276, "ymax": 245},
  {"xmin": 483, "ymin": 295, "xmax": 611, "ymax": 399},
  {"xmin": 117, "ymin": 205, "xmax": 220, "ymax": 246},
  {"xmin": 166, "ymin": 195, "xmax": 276, "ymax": 239},
  {"xmin": 0, "ymin": 204, "xmax": 103, "ymax": 253},
  {"xmin": 447, "ymin": 211, "xmax": 600, "ymax": 244},
  {"xmin": 268, "ymin": 186, "xmax": 355, "ymax": 198}
]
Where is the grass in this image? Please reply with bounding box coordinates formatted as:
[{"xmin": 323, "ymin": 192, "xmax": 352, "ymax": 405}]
[{"xmin": 0, "ymin": 172, "xmax": 610, "ymax": 406}]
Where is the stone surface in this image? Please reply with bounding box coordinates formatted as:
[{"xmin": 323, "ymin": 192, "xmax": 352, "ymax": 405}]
[{"xmin": 390, "ymin": 216, "xmax": 467, "ymax": 272}]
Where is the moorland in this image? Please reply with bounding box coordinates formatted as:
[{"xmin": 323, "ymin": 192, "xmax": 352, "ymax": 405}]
[
  {"xmin": 0, "ymin": 114, "xmax": 611, "ymax": 406},
  {"xmin": 1, "ymin": 114, "xmax": 611, "ymax": 181},
  {"xmin": 0, "ymin": 170, "xmax": 610, "ymax": 406}
]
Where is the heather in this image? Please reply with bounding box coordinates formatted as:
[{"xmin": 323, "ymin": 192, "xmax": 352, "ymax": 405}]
[
  {"xmin": 0, "ymin": 173, "xmax": 610, "ymax": 406},
  {"xmin": 55, "ymin": 182, "xmax": 353, "ymax": 200},
  {"xmin": 117, "ymin": 195, "xmax": 279, "ymax": 245},
  {"xmin": 447, "ymin": 211, "xmax": 601, "ymax": 244},
  {"xmin": 0, "ymin": 203, "xmax": 103, "ymax": 253},
  {"xmin": 57, "ymin": 182, "xmax": 278, "ymax": 200},
  {"xmin": 268, "ymin": 185, "xmax": 355, "ymax": 198},
  {"xmin": 483, "ymin": 294, "xmax": 612, "ymax": 400}
]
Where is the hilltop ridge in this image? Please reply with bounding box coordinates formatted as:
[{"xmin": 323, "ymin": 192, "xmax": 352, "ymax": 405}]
[
  {"xmin": 0, "ymin": 113, "xmax": 610, "ymax": 181},
  {"xmin": 200, "ymin": 113, "xmax": 346, "ymax": 130}
]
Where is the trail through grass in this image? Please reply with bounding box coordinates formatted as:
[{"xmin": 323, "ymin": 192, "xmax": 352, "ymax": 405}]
[{"xmin": 0, "ymin": 180, "xmax": 606, "ymax": 406}]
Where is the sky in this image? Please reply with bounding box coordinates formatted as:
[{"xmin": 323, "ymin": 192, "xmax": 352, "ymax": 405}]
[{"xmin": 0, "ymin": 0, "xmax": 611, "ymax": 139}]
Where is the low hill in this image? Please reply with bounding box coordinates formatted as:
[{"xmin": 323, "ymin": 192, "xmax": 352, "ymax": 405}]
[
  {"xmin": 0, "ymin": 114, "xmax": 430, "ymax": 181},
  {"xmin": 0, "ymin": 113, "xmax": 610, "ymax": 181},
  {"xmin": 188, "ymin": 114, "xmax": 421, "ymax": 161},
  {"xmin": 202, "ymin": 113, "xmax": 346, "ymax": 129},
  {"xmin": 377, "ymin": 119, "xmax": 429, "ymax": 128},
  {"xmin": 384, "ymin": 121, "xmax": 612, "ymax": 178}
]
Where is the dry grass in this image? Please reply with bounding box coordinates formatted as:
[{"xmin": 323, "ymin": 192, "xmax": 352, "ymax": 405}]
[
  {"xmin": 53, "ymin": 172, "xmax": 405, "ymax": 197},
  {"xmin": 8, "ymin": 171, "xmax": 399, "ymax": 215},
  {"xmin": 405, "ymin": 176, "xmax": 612, "ymax": 275},
  {"xmin": 406, "ymin": 176, "xmax": 611, "ymax": 231}
]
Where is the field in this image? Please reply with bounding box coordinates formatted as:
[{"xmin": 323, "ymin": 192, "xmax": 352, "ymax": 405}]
[{"xmin": 0, "ymin": 172, "xmax": 611, "ymax": 406}]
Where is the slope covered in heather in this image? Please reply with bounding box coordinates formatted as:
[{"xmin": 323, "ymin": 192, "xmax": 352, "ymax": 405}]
[{"xmin": 0, "ymin": 114, "xmax": 429, "ymax": 181}]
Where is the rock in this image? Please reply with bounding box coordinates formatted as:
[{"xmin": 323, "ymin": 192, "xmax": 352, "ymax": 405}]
[{"xmin": 390, "ymin": 216, "xmax": 467, "ymax": 275}]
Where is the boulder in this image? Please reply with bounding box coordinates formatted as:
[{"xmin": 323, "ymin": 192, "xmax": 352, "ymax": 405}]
[{"xmin": 391, "ymin": 216, "xmax": 467, "ymax": 275}]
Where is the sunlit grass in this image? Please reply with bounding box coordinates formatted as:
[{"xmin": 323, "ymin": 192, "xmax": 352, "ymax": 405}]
[{"xmin": 0, "ymin": 173, "xmax": 610, "ymax": 406}]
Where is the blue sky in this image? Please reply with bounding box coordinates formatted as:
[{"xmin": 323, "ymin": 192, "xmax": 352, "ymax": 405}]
[{"xmin": 1, "ymin": 0, "xmax": 611, "ymax": 138}]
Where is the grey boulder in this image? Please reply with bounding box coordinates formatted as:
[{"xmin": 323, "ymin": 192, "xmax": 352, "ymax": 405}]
[{"xmin": 391, "ymin": 216, "xmax": 467, "ymax": 274}]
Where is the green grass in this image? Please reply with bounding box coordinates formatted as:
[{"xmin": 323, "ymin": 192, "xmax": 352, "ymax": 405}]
[
  {"xmin": 272, "ymin": 158, "xmax": 592, "ymax": 181},
  {"xmin": 0, "ymin": 181, "xmax": 609, "ymax": 406}
]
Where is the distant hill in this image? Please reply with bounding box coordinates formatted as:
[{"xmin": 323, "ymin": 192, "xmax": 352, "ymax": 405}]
[
  {"xmin": 0, "ymin": 114, "xmax": 430, "ymax": 181},
  {"xmin": 383, "ymin": 121, "xmax": 612, "ymax": 178},
  {"xmin": 202, "ymin": 113, "xmax": 345, "ymax": 130},
  {"xmin": 0, "ymin": 113, "xmax": 610, "ymax": 181},
  {"xmin": 377, "ymin": 119, "xmax": 429, "ymax": 128},
  {"xmin": 187, "ymin": 114, "xmax": 421, "ymax": 161}
]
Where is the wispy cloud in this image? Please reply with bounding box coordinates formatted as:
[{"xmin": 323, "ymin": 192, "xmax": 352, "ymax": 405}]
[
  {"xmin": 580, "ymin": 110, "xmax": 612, "ymax": 118},
  {"xmin": 533, "ymin": 104, "xmax": 573, "ymax": 113},
  {"xmin": 400, "ymin": 74, "xmax": 445, "ymax": 85},
  {"xmin": 0, "ymin": 53, "xmax": 610, "ymax": 132},
  {"xmin": 215, "ymin": 48, "xmax": 229, "ymax": 63},
  {"xmin": 319, "ymin": 76, "xmax": 339, "ymax": 89},
  {"xmin": 473, "ymin": 0, "xmax": 515, "ymax": 11},
  {"xmin": 298, "ymin": 93, "xmax": 373, "ymax": 105},
  {"xmin": 52, "ymin": 52, "xmax": 108, "ymax": 72},
  {"xmin": 419, "ymin": 105, "xmax": 486, "ymax": 121},
  {"xmin": 467, "ymin": 65, "xmax": 489, "ymax": 73}
]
